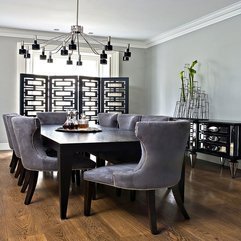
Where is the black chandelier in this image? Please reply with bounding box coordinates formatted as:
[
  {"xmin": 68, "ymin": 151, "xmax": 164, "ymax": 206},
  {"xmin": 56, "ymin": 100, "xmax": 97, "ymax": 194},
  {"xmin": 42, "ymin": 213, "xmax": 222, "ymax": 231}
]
[{"xmin": 18, "ymin": 0, "xmax": 131, "ymax": 66}]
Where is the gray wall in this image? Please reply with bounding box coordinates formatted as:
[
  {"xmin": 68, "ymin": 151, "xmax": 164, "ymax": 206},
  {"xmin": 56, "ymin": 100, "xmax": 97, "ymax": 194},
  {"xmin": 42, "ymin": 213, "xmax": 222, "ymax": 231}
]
[
  {"xmin": 119, "ymin": 48, "xmax": 147, "ymax": 114},
  {"xmin": 145, "ymin": 14, "xmax": 241, "ymax": 166},
  {"xmin": 145, "ymin": 15, "xmax": 241, "ymax": 120},
  {"xmin": 0, "ymin": 37, "xmax": 19, "ymax": 147}
]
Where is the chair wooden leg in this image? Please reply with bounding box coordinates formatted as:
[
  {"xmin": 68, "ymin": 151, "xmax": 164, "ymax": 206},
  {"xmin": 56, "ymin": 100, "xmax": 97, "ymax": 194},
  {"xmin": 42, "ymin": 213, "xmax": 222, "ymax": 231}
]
[
  {"xmin": 10, "ymin": 151, "xmax": 19, "ymax": 173},
  {"xmin": 21, "ymin": 170, "xmax": 31, "ymax": 193},
  {"xmin": 18, "ymin": 166, "xmax": 26, "ymax": 186},
  {"xmin": 171, "ymin": 185, "xmax": 190, "ymax": 219},
  {"xmin": 96, "ymin": 157, "xmax": 105, "ymax": 167},
  {"xmin": 24, "ymin": 171, "xmax": 39, "ymax": 205},
  {"xmin": 14, "ymin": 159, "xmax": 22, "ymax": 178},
  {"xmin": 130, "ymin": 190, "xmax": 136, "ymax": 201},
  {"xmin": 116, "ymin": 188, "xmax": 122, "ymax": 197},
  {"xmin": 71, "ymin": 170, "xmax": 76, "ymax": 183},
  {"xmin": 84, "ymin": 181, "xmax": 95, "ymax": 216},
  {"xmin": 146, "ymin": 190, "xmax": 158, "ymax": 235},
  {"xmin": 76, "ymin": 170, "xmax": 81, "ymax": 186}
]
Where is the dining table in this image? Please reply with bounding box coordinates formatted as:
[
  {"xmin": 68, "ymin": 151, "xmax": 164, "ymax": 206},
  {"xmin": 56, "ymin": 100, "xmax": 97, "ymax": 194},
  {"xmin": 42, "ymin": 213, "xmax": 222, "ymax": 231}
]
[
  {"xmin": 41, "ymin": 124, "xmax": 186, "ymax": 220},
  {"xmin": 41, "ymin": 124, "xmax": 141, "ymax": 219}
]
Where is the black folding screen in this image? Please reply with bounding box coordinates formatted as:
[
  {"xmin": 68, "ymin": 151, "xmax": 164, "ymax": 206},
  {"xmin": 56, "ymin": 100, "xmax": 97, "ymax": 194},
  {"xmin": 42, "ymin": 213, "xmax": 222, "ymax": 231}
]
[{"xmin": 20, "ymin": 74, "xmax": 129, "ymax": 122}]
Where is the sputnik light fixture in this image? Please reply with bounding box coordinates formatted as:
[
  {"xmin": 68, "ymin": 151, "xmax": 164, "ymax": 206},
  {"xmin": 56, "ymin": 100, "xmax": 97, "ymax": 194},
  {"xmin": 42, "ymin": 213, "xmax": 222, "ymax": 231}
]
[{"xmin": 18, "ymin": 0, "xmax": 131, "ymax": 66}]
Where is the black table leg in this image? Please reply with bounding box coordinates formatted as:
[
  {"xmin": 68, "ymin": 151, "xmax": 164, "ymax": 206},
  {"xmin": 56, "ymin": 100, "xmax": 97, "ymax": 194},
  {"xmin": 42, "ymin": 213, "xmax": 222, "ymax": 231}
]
[{"xmin": 58, "ymin": 147, "xmax": 72, "ymax": 219}]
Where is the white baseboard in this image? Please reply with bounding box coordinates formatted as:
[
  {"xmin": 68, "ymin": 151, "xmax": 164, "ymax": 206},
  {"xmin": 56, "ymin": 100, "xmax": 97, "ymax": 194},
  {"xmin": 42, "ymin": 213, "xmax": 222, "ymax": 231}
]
[{"xmin": 0, "ymin": 143, "xmax": 10, "ymax": 151}]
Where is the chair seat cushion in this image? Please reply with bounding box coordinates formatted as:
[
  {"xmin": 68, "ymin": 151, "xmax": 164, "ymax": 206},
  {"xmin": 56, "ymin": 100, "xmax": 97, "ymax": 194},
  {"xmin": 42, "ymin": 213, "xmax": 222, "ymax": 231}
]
[{"xmin": 84, "ymin": 163, "xmax": 137, "ymax": 186}]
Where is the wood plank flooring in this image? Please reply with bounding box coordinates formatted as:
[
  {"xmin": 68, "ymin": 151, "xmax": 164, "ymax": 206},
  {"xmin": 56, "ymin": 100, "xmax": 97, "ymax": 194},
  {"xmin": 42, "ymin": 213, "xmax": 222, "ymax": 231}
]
[{"xmin": 0, "ymin": 150, "xmax": 241, "ymax": 241}]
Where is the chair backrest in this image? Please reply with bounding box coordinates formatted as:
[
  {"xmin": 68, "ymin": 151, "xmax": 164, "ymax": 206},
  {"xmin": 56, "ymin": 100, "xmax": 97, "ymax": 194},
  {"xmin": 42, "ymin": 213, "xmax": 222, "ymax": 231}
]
[
  {"xmin": 141, "ymin": 115, "xmax": 170, "ymax": 122},
  {"xmin": 117, "ymin": 114, "xmax": 141, "ymax": 130},
  {"xmin": 98, "ymin": 113, "xmax": 118, "ymax": 127},
  {"xmin": 114, "ymin": 121, "xmax": 190, "ymax": 189},
  {"xmin": 2, "ymin": 113, "xmax": 16, "ymax": 150},
  {"xmin": 36, "ymin": 112, "xmax": 67, "ymax": 125},
  {"xmin": 4, "ymin": 114, "xmax": 21, "ymax": 157},
  {"xmin": 12, "ymin": 116, "xmax": 55, "ymax": 171}
]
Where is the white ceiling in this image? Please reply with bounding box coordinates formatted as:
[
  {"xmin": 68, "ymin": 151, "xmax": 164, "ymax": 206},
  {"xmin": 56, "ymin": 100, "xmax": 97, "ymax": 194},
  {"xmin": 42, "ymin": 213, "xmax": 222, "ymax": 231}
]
[{"xmin": 0, "ymin": 0, "xmax": 240, "ymax": 41}]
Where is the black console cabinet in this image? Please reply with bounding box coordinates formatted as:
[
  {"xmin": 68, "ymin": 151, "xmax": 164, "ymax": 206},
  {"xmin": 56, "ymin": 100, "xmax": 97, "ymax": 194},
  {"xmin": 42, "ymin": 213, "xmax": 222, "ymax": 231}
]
[{"xmin": 188, "ymin": 119, "xmax": 241, "ymax": 178}]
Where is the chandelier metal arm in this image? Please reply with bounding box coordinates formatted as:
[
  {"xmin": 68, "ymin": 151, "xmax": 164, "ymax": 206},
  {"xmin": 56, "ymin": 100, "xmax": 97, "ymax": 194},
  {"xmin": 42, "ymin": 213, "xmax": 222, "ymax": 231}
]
[
  {"xmin": 18, "ymin": 0, "xmax": 131, "ymax": 65},
  {"xmin": 39, "ymin": 33, "xmax": 68, "ymax": 45},
  {"xmin": 44, "ymin": 34, "xmax": 71, "ymax": 53},
  {"xmin": 82, "ymin": 33, "xmax": 105, "ymax": 47},
  {"xmin": 81, "ymin": 33, "xmax": 99, "ymax": 55}
]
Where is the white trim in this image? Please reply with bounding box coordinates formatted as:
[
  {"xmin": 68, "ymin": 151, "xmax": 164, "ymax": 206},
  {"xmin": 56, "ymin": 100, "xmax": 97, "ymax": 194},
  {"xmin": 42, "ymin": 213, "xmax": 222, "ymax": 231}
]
[
  {"xmin": 0, "ymin": 143, "xmax": 10, "ymax": 151},
  {"xmin": 146, "ymin": 1, "xmax": 241, "ymax": 47}
]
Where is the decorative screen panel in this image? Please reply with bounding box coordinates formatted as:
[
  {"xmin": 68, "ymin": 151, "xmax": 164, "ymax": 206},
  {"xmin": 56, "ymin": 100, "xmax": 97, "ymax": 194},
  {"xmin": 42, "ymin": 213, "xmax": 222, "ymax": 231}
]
[
  {"xmin": 101, "ymin": 77, "xmax": 129, "ymax": 113},
  {"xmin": 49, "ymin": 76, "xmax": 78, "ymax": 112},
  {"xmin": 20, "ymin": 74, "xmax": 129, "ymax": 117},
  {"xmin": 20, "ymin": 74, "xmax": 48, "ymax": 116},
  {"xmin": 79, "ymin": 76, "xmax": 100, "ymax": 123}
]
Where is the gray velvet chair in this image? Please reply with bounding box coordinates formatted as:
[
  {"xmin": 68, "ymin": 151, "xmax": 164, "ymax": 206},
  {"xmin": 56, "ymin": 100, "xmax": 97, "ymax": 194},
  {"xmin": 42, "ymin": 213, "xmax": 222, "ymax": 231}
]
[
  {"xmin": 36, "ymin": 112, "xmax": 67, "ymax": 125},
  {"xmin": 117, "ymin": 113, "xmax": 142, "ymax": 130},
  {"xmin": 2, "ymin": 113, "xmax": 20, "ymax": 173},
  {"xmin": 37, "ymin": 111, "xmax": 80, "ymax": 183},
  {"xmin": 12, "ymin": 116, "xmax": 96, "ymax": 205},
  {"xmin": 97, "ymin": 112, "xmax": 118, "ymax": 127},
  {"xmin": 84, "ymin": 120, "xmax": 190, "ymax": 234},
  {"xmin": 5, "ymin": 114, "xmax": 28, "ymax": 187},
  {"xmin": 141, "ymin": 115, "xmax": 170, "ymax": 122},
  {"xmin": 97, "ymin": 113, "xmax": 142, "ymax": 165}
]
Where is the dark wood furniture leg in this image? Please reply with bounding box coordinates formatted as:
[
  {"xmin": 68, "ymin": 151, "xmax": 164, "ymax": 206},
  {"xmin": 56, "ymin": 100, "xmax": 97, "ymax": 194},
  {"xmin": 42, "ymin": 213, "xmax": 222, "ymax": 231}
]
[
  {"xmin": 21, "ymin": 170, "xmax": 31, "ymax": 193},
  {"xmin": 10, "ymin": 151, "xmax": 19, "ymax": 173},
  {"xmin": 130, "ymin": 190, "xmax": 136, "ymax": 201},
  {"xmin": 146, "ymin": 190, "xmax": 158, "ymax": 235},
  {"xmin": 84, "ymin": 181, "xmax": 95, "ymax": 216},
  {"xmin": 229, "ymin": 158, "xmax": 239, "ymax": 178},
  {"xmin": 171, "ymin": 185, "xmax": 190, "ymax": 219},
  {"xmin": 58, "ymin": 147, "xmax": 72, "ymax": 219},
  {"xmin": 189, "ymin": 151, "xmax": 197, "ymax": 168},
  {"xmin": 25, "ymin": 171, "xmax": 38, "ymax": 205},
  {"xmin": 18, "ymin": 166, "xmax": 26, "ymax": 186},
  {"xmin": 14, "ymin": 159, "xmax": 23, "ymax": 178},
  {"xmin": 178, "ymin": 156, "xmax": 186, "ymax": 203}
]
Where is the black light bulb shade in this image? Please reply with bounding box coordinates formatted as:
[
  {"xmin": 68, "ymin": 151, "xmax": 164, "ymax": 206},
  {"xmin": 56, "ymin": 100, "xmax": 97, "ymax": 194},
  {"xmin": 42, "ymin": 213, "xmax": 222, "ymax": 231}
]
[
  {"xmin": 67, "ymin": 55, "xmax": 73, "ymax": 65},
  {"xmin": 100, "ymin": 50, "xmax": 107, "ymax": 59},
  {"xmin": 40, "ymin": 52, "xmax": 47, "ymax": 60},
  {"xmin": 61, "ymin": 47, "xmax": 68, "ymax": 56},
  {"xmin": 76, "ymin": 55, "xmax": 82, "ymax": 66},
  {"xmin": 32, "ymin": 40, "xmax": 40, "ymax": 50},
  {"xmin": 100, "ymin": 58, "xmax": 107, "ymax": 64},
  {"xmin": 124, "ymin": 50, "xmax": 131, "ymax": 58},
  {"xmin": 105, "ymin": 41, "xmax": 113, "ymax": 51},
  {"xmin": 47, "ymin": 56, "xmax": 53, "ymax": 63},
  {"xmin": 19, "ymin": 46, "xmax": 26, "ymax": 55},
  {"xmin": 69, "ymin": 40, "xmax": 77, "ymax": 50},
  {"xmin": 24, "ymin": 52, "xmax": 31, "ymax": 59},
  {"xmin": 76, "ymin": 60, "xmax": 82, "ymax": 66},
  {"xmin": 123, "ymin": 56, "xmax": 129, "ymax": 61}
]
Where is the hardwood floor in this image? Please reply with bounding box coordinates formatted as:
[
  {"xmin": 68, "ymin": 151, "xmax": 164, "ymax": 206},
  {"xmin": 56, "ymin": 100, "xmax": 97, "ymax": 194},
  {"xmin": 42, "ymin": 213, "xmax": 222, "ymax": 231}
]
[{"xmin": 0, "ymin": 150, "xmax": 241, "ymax": 241}]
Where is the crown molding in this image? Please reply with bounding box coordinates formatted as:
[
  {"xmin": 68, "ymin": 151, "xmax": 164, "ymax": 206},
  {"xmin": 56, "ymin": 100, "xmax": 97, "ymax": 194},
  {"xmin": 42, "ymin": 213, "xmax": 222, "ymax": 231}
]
[
  {"xmin": 0, "ymin": 27, "xmax": 146, "ymax": 49},
  {"xmin": 146, "ymin": 1, "xmax": 241, "ymax": 48}
]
